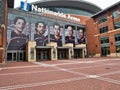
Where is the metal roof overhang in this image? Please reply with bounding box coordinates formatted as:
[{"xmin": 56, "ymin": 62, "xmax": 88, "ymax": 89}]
[
  {"xmin": 32, "ymin": 0, "xmax": 102, "ymax": 14},
  {"xmin": 74, "ymin": 47, "xmax": 86, "ymax": 49},
  {"xmin": 57, "ymin": 47, "xmax": 71, "ymax": 49},
  {"xmin": 36, "ymin": 46, "xmax": 53, "ymax": 49}
]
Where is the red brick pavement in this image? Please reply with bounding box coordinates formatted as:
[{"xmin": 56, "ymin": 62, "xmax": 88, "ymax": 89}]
[{"xmin": 0, "ymin": 58, "xmax": 120, "ymax": 90}]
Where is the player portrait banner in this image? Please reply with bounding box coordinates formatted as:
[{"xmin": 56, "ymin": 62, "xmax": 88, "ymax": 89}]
[{"xmin": 7, "ymin": 9, "xmax": 86, "ymax": 50}]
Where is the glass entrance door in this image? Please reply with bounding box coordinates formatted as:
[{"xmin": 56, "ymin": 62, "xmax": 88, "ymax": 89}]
[
  {"xmin": 6, "ymin": 51, "xmax": 25, "ymax": 61},
  {"xmin": 7, "ymin": 52, "xmax": 12, "ymax": 61},
  {"xmin": 74, "ymin": 49, "xmax": 82, "ymax": 58},
  {"xmin": 36, "ymin": 49, "xmax": 51, "ymax": 61},
  {"xmin": 101, "ymin": 47, "xmax": 110, "ymax": 56},
  {"xmin": 58, "ymin": 49, "xmax": 68, "ymax": 60},
  {"xmin": 13, "ymin": 52, "xmax": 17, "ymax": 61}
]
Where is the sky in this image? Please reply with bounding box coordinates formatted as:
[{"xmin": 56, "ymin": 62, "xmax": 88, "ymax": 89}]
[{"xmin": 14, "ymin": 0, "xmax": 120, "ymax": 9}]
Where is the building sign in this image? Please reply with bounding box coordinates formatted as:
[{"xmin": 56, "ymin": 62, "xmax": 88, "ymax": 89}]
[
  {"xmin": 20, "ymin": 0, "xmax": 80, "ymax": 23},
  {"xmin": 31, "ymin": 5, "xmax": 80, "ymax": 22}
]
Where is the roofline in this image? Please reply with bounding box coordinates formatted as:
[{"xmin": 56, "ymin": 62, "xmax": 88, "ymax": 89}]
[
  {"xmin": 91, "ymin": 1, "xmax": 120, "ymax": 18},
  {"xmin": 31, "ymin": 0, "xmax": 102, "ymax": 14}
]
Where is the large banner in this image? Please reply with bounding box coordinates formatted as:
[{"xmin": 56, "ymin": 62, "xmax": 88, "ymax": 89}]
[
  {"xmin": 49, "ymin": 23, "xmax": 63, "ymax": 47},
  {"xmin": 31, "ymin": 18, "xmax": 48, "ymax": 46},
  {"xmin": 7, "ymin": 14, "xmax": 29, "ymax": 50},
  {"xmin": 7, "ymin": 11, "xmax": 86, "ymax": 50},
  {"xmin": 76, "ymin": 27, "xmax": 86, "ymax": 44},
  {"xmin": 64, "ymin": 25, "xmax": 86, "ymax": 46}
]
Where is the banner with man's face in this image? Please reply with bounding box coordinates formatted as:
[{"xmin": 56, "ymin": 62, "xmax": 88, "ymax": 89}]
[
  {"xmin": 49, "ymin": 22, "xmax": 63, "ymax": 47},
  {"xmin": 7, "ymin": 13, "xmax": 29, "ymax": 50},
  {"xmin": 31, "ymin": 18, "xmax": 48, "ymax": 46},
  {"xmin": 76, "ymin": 27, "xmax": 86, "ymax": 44}
]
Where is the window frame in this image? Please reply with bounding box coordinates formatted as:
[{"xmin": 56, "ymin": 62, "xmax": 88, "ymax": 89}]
[
  {"xmin": 114, "ymin": 21, "xmax": 120, "ymax": 29},
  {"xmin": 99, "ymin": 26, "xmax": 108, "ymax": 34},
  {"xmin": 98, "ymin": 15, "xmax": 107, "ymax": 24},
  {"xmin": 112, "ymin": 10, "xmax": 119, "ymax": 19}
]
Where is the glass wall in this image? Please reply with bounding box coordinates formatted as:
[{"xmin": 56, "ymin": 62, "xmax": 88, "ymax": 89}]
[{"xmin": 47, "ymin": 7, "xmax": 93, "ymax": 16}]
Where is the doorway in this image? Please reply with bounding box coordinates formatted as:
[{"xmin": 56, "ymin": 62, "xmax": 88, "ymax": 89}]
[
  {"xmin": 57, "ymin": 48, "xmax": 68, "ymax": 60},
  {"xmin": 101, "ymin": 46, "xmax": 110, "ymax": 56},
  {"xmin": 36, "ymin": 48, "xmax": 51, "ymax": 61},
  {"xmin": 74, "ymin": 49, "xmax": 83, "ymax": 58},
  {"xmin": 6, "ymin": 51, "xmax": 26, "ymax": 61}
]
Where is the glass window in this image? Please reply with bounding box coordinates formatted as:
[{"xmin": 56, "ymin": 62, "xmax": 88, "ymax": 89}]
[
  {"xmin": 98, "ymin": 15, "xmax": 107, "ymax": 24},
  {"xmin": 100, "ymin": 37, "xmax": 109, "ymax": 44},
  {"xmin": 47, "ymin": 7, "xmax": 93, "ymax": 16},
  {"xmin": 115, "ymin": 34, "xmax": 120, "ymax": 42},
  {"xmin": 99, "ymin": 26, "xmax": 108, "ymax": 33},
  {"xmin": 112, "ymin": 10, "xmax": 119, "ymax": 19},
  {"xmin": 114, "ymin": 21, "xmax": 120, "ymax": 29},
  {"xmin": 116, "ymin": 45, "xmax": 120, "ymax": 53},
  {"xmin": 30, "ymin": 48, "xmax": 34, "ymax": 60}
]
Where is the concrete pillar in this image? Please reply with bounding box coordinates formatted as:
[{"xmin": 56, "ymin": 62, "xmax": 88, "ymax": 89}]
[
  {"xmin": 47, "ymin": 42, "xmax": 57, "ymax": 60},
  {"xmin": 26, "ymin": 41, "xmax": 36, "ymax": 62},
  {"xmin": 116, "ymin": 53, "xmax": 120, "ymax": 57}
]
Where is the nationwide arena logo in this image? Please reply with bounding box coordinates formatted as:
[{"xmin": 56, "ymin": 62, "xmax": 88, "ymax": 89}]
[
  {"xmin": 20, "ymin": 0, "xmax": 80, "ymax": 22},
  {"xmin": 20, "ymin": 0, "xmax": 30, "ymax": 11}
]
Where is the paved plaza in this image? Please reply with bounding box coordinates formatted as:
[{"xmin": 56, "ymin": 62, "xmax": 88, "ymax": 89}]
[{"xmin": 0, "ymin": 58, "xmax": 120, "ymax": 90}]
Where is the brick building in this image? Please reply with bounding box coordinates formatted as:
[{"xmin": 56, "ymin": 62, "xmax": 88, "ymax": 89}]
[{"xmin": 86, "ymin": 1, "xmax": 120, "ymax": 57}]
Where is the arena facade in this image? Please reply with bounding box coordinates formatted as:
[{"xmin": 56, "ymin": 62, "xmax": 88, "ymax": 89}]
[{"xmin": 0, "ymin": 0, "xmax": 102, "ymax": 63}]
